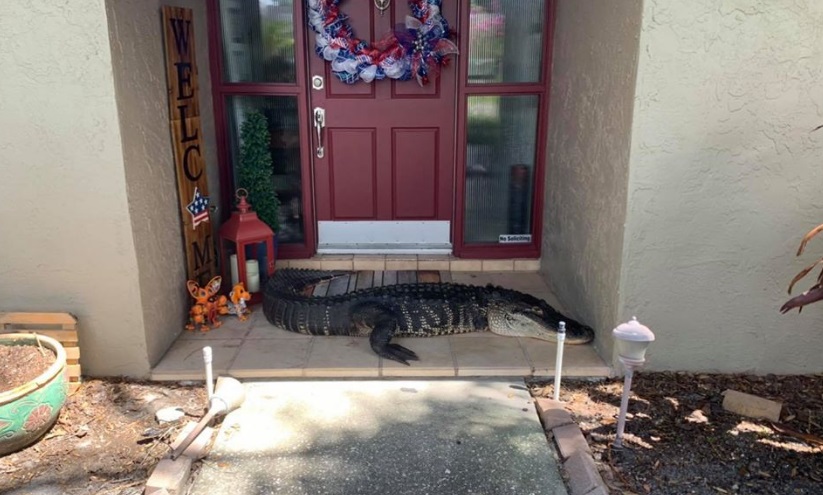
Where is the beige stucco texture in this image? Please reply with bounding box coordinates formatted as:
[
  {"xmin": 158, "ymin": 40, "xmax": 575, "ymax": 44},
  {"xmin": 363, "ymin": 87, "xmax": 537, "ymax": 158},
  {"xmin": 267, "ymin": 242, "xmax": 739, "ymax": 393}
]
[
  {"xmin": 542, "ymin": 0, "xmax": 643, "ymax": 361},
  {"xmin": 543, "ymin": 0, "xmax": 823, "ymax": 373},
  {"xmin": 105, "ymin": 0, "xmax": 220, "ymax": 376},
  {"xmin": 0, "ymin": 0, "xmax": 217, "ymax": 377},
  {"xmin": 0, "ymin": 0, "xmax": 149, "ymax": 376},
  {"xmin": 619, "ymin": 0, "xmax": 823, "ymax": 373}
]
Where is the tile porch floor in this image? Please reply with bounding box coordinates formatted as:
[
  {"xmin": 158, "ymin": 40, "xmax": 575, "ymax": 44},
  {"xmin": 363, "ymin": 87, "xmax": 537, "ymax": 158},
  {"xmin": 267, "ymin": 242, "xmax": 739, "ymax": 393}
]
[{"xmin": 151, "ymin": 271, "xmax": 611, "ymax": 380}]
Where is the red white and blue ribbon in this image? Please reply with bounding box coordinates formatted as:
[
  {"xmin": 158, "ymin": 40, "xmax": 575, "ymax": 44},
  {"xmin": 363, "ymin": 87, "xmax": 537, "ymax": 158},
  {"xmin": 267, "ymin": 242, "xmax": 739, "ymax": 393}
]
[{"xmin": 307, "ymin": 0, "xmax": 458, "ymax": 86}]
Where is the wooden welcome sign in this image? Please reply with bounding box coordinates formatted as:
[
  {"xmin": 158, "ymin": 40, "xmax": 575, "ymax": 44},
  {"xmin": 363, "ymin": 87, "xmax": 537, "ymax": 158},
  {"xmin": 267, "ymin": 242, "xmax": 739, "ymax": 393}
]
[{"xmin": 162, "ymin": 6, "xmax": 217, "ymax": 286}]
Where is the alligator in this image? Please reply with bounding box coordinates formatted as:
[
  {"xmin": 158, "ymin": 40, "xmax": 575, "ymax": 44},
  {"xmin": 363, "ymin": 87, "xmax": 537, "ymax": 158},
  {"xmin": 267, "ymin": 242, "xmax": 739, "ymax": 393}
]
[{"xmin": 262, "ymin": 269, "xmax": 595, "ymax": 365}]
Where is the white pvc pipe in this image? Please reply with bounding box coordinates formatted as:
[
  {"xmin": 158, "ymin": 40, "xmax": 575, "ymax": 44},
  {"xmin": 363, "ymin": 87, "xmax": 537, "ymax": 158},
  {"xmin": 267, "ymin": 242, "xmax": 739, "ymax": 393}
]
[
  {"xmin": 203, "ymin": 346, "xmax": 214, "ymax": 400},
  {"xmin": 170, "ymin": 376, "xmax": 246, "ymax": 461},
  {"xmin": 614, "ymin": 367, "xmax": 634, "ymax": 448},
  {"xmin": 553, "ymin": 321, "xmax": 566, "ymax": 401}
]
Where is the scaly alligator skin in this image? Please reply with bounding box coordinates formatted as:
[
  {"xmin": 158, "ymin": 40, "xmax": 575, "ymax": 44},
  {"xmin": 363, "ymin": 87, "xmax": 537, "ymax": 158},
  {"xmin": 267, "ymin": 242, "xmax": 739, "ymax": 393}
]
[{"xmin": 263, "ymin": 269, "xmax": 595, "ymax": 365}]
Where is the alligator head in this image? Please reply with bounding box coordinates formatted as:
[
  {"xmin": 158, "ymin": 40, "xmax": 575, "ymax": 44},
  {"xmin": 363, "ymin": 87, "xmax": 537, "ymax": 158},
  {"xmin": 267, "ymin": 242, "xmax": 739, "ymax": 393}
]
[{"xmin": 486, "ymin": 288, "xmax": 595, "ymax": 344}]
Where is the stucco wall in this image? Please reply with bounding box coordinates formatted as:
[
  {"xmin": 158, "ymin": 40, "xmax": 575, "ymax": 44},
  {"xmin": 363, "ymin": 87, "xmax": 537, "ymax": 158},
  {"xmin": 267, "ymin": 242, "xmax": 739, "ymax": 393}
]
[
  {"xmin": 541, "ymin": 0, "xmax": 643, "ymax": 358},
  {"xmin": 105, "ymin": 0, "xmax": 220, "ymax": 370},
  {"xmin": 622, "ymin": 0, "xmax": 823, "ymax": 372},
  {"xmin": 0, "ymin": 0, "xmax": 148, "ymax": 376}
]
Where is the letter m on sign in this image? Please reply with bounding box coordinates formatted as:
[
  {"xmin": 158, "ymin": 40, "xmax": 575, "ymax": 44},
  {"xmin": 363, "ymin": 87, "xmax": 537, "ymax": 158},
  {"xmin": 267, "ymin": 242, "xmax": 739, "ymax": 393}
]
[{"xmin": 162, "ymin": 6, "xmax": 217, "ymax": 283}]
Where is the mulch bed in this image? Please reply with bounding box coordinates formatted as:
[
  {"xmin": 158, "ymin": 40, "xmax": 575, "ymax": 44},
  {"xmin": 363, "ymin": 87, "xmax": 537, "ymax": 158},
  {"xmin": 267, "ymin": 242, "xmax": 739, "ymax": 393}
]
[
  {"xmin": 0, "ymin": 379, "xmax": 207, "ymax": 495},
  {"xmin": 530, "ymin": 372, "xmax": 823, "ymax": 495}
]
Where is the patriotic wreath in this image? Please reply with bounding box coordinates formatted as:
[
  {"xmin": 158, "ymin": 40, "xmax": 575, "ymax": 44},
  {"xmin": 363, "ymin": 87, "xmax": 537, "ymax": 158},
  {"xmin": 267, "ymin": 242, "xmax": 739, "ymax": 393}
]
[{"xmin": 307, "ymin": 0, "xmax": 458, "ymax": 86}]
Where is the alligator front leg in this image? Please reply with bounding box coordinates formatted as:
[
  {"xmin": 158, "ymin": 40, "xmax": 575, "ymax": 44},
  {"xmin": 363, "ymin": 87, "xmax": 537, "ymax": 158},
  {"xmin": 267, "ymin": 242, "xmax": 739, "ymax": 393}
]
[{"xmin": 369, "ymin": 317, "xmax": 420, "ymax": 366}]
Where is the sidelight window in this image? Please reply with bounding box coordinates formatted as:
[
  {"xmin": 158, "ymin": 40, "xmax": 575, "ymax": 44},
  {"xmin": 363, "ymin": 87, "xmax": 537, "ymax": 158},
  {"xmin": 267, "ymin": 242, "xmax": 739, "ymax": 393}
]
[
  {"xmin": 213, "ymin": 0, "xmax": 309, "ymax": 253},
  {"xmin": 458, "ymin": 0, "xmax": 550, "ymax": 254}
]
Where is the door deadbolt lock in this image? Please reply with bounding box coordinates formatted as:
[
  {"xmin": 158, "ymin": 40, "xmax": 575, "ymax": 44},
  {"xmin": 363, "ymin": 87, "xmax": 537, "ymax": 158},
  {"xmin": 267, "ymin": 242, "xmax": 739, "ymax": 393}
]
[{"xmin": 312, "ymin": 75, "xmax": 324, "ymax": 90}]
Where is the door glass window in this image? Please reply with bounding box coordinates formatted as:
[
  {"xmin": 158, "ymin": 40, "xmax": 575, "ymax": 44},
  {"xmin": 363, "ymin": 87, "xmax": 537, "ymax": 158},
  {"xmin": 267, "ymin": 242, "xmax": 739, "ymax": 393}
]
[
  {"xmin": 225, "ymin": 95, "xmax": 304, "ymax": 243},
  {"xmin": 219, "ymin": 0, "xmax": 296, "ymax": 83},
  {"xmin": 464, "ymin": 95, "xmax": 539, "ymax": 244},
  {"xmin": 468, "ymin": 0, "xmax": 545, "ymax": 84}
]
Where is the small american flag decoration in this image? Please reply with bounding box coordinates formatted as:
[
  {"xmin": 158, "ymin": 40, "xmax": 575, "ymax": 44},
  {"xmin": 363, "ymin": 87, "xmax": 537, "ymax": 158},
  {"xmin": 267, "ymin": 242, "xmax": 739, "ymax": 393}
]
[{"xmin": 186, "ymin": 187, "xmax": 210, "ymax": 229}]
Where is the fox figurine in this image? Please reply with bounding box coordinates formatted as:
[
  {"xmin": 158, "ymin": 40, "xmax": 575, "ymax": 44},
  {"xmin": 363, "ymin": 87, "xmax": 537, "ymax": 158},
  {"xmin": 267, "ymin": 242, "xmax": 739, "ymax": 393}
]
[
  {"xmin": 185, "ymin": 276, "xmax": 229, "ymax": 332},
  {"xmin": 228, "ymin": 282, "xmax": 252, "ymax": 321}
]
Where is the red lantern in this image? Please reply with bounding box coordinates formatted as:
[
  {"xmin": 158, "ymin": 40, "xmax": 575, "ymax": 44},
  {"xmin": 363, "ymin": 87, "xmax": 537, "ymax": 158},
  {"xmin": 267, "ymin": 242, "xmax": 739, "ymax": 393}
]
[{"xmin": 218, "ymin": 189, "xmax": 276, "ymax": 305}]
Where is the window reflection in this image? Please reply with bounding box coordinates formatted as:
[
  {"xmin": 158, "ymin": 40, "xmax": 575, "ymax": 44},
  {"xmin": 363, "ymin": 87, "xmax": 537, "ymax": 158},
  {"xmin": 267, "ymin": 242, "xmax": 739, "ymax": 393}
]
[
  {"xmin": 468, "ymin": 0, "xmax": 544, "ymax": 84},
  {"xmin": 219, "ymin": 0, "xmax": 296, "ymax": 83},
  {"xmin": 464, "ymin": 95, "xmax": 538, "ymax": 244},
  {"xmin": 225, "ymin": 96, "xmax": 304, "ymax": 243}
]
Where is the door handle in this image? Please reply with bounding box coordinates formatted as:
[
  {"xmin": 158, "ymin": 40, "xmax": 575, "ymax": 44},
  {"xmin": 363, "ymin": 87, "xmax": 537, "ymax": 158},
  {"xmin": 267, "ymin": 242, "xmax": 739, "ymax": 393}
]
[{"xmin": 313, "ymin": 107, "xmax": 325, "ymax": 159}]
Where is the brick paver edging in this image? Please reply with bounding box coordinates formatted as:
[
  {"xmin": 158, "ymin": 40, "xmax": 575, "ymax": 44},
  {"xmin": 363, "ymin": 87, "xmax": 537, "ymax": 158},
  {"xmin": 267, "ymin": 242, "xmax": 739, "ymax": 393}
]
[
  {"xmin": 144, "ymin": 422, "xmax": 215, "ymax": 494},
  {"xmin": 534, "ymin": 398, "xmax": 610, "ymax": 495}
]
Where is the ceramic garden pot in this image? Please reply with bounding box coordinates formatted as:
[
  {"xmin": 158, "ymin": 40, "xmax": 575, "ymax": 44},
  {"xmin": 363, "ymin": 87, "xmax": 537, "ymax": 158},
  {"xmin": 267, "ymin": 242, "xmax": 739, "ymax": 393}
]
[{"xmin": 0, "ymin": 333, "xmax": 68, "ymax": 456}]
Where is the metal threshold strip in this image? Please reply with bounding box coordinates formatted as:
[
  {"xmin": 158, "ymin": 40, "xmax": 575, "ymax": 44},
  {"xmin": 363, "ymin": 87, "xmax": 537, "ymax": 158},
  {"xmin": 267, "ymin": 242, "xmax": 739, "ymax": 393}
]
[
  {"xmin": 317, "ymin": 220, "xmax": 453, "ymax": 254},
  {"xmin": 317, "ymin": 243, "xmax": 453, "ymax": 255}
]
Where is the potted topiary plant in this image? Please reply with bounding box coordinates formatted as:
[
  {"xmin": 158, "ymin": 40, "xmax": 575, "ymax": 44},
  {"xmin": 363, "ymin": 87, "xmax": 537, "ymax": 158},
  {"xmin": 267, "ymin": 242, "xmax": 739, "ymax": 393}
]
[
  {"xmin": 236, "ymin": 110, "xmax": 281, "ymax": 277},
  {"xmin": 237, "ymin": 110, "xmax": 280, "ymax": 235},
  {"xmin": 0, "ymin": 333, "xmax": 68, "ymax": 456}
]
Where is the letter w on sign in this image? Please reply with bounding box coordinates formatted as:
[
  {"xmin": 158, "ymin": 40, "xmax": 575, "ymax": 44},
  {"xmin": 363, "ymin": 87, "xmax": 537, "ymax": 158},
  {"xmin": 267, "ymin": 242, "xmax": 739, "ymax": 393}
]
[{"xmin": 162, "ymin": 6, "xmax": 217, "ymax": 286}]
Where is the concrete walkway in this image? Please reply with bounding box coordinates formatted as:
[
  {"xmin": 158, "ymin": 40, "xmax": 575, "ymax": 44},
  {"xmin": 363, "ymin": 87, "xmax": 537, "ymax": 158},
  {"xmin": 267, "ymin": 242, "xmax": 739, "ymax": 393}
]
[{"xmin": 188, "ymin": 379, "xmax": 568, "ymax": 495}]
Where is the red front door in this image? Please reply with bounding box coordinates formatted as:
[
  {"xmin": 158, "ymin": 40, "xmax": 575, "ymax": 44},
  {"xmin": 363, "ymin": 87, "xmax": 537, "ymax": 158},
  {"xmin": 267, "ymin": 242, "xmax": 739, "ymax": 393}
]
[{"xmin": 307, "ymin": 2, "xmax": 457, "ymax": 250}]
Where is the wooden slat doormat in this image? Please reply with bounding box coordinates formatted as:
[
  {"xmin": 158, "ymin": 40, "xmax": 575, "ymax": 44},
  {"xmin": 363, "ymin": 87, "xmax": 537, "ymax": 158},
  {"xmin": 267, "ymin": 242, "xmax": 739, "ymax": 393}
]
[
  {"xmin": 0, "ymin": 312, "xmax": 81, "ymax": 394},
  {"xmin": 303, "ymin": 270, "xmax": 444, "ymax": 294}
]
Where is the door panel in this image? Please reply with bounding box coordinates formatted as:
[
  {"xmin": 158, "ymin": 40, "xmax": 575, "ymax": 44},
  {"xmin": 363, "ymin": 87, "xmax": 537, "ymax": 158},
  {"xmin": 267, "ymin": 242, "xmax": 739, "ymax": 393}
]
[
  {"xmin": 326, "ymin": 69, "xmax": 376, "ymax": 98},
  {"xmin": 322, "ymin": 2, "xmax": 375, "ymax": 99},
  {"xmin": 391, "ymin": 75, "xmax": 441, "ymax": 98},
  {"xmin": 393, "ymin": 128, "xmax": 438, "ymax": 219},
  {"xmin": 328, "ymin": 128, "xmax": 377, "ymax": 219},
  {"xmin": 308, "ymin": 1, "xmax": 457, "ymax": 228}
]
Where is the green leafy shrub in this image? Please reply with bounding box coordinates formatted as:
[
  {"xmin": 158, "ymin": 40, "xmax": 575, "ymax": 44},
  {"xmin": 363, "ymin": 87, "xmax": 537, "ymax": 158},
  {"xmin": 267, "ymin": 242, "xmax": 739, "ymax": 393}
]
[
  {"xmin": 237, "ymin": 110, "xmax": 280, "ymax": 233},
  {"xmin": 467, "ymin": 115, "xmax": 502, "ymax": 145}
]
